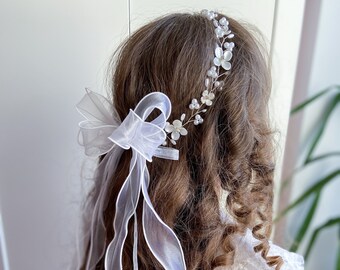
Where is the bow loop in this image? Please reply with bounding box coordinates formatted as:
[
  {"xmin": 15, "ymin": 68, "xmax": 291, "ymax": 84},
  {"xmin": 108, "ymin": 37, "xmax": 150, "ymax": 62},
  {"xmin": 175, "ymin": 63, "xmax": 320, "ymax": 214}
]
[
  {"xmin": 77, "ymin": 89, "xmax": 179, "ymax": 160},
  {"xmin": 76, "ymin": 89, "xmax": 121, "ymax": 157}
]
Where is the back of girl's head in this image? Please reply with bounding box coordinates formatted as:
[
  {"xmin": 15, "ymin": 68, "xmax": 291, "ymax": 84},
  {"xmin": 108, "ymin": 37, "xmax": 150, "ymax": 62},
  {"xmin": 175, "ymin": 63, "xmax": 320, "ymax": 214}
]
[{"xmin": 82, "ymin": 11, "xmax": 283, "ymax": 270}]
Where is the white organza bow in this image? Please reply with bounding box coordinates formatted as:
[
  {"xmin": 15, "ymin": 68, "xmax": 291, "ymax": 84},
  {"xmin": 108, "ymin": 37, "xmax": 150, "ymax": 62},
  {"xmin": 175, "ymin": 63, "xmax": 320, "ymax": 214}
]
[{"xmin": 76, "ymin": 88, "xmax": 187, "ymax": 270}]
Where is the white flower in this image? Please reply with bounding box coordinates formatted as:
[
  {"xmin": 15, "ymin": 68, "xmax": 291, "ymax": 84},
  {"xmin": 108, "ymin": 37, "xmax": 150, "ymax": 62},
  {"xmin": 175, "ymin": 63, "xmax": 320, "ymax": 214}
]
[
  {"xmin": 214, "ymin": 18, "xmax": 230, "ymax": 38},
  {"xmin": 215, "ymin": 26, "xmax": 226, "ymax": 38},
  {"xmin": 165, "ymin": 119, "xmax": 188, "ymax": 140},
  {"xmin": 201, "ymin": 9, "xmax": 217, "ymax": 20},
  {"xmin": 224, "ymin": 42, "xmax": 235, "ymax": 51},
  {"xmin": 201, "ymin": 90, "xmax": 215, "ymax": 106},
  {"xmin": 207, "ymin": 66, "xmax": 218, "ymax": 78},
  {"xmin": 189, "ymin": 98, "xmax": 200, "ymax": 110},
  {"xmin": 213, "ymin": 47, "xmax": 232, "ymax": 71},
  {"xmin": 219, "ymin": 17, "xmax": 229, "ymax": 28},
  {"xmin": 194, "ymin": 114, "xmax": 204, "ymax": 125}
]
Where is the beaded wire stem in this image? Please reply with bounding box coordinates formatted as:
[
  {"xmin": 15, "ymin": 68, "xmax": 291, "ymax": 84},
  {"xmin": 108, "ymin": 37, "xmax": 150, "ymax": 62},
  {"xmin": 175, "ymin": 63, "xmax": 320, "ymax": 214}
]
[{"xmin": 162, "ymin": 10, "xmax": 235, "ymax": 146}]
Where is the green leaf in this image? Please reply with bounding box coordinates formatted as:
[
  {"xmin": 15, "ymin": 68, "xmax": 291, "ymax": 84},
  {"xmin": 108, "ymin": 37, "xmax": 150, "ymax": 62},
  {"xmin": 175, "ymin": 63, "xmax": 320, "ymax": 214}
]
[
  {"xmin": 290, "ymin": 85, "xmax": 339, "ymax": 114},
  {"xmin": 306, "ymin": 152, "xmax": 340, "ymax": 163},
  {"xmin": 304, "ymin": 93, "xmax": 340, "ymax": 165},
  {"xmin": 280, "ymin": 152, "xmax": 340, "ymax": 192},
  {"xmin": 304, "ymin": 217, "xmax": 340, "ymax": 260},
  {"xmin": 289, "ymin": 192, "xmax": 320, "ymax": 252},
  {"xmin": 275, "ymin": 170, "xmax": 340, "ymax": 221}
]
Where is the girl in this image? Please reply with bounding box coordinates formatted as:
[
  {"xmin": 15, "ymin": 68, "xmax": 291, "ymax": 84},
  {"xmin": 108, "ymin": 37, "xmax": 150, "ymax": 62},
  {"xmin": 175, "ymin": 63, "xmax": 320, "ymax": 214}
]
[{"xmin": 74, "ymin": 10, "xmax": 304, "ymax": 270}]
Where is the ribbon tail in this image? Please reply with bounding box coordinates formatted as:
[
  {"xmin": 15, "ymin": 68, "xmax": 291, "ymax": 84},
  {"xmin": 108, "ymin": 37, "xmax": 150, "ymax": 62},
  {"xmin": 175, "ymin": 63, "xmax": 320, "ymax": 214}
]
[
  {"xmin": 140, "ymin": 158, "xmax": 187, "ymax": 270},
  {"xmin": 85, "ymin": 146, "xmax": 124, "ymax": 270},
  {"xmin": 104, "ymin": 151, "xmax": 142, "ymax": 270},
  {"xmin": 133, "ymin": 212, "xmax": 139, "ymax": 270}
]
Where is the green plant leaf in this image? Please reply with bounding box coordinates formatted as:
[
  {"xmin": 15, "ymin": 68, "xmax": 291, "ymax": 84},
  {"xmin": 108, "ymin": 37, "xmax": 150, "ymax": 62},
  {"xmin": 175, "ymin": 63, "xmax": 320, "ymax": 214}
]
[
  {"xmin": 304, "ymin": 217, "xmax": 340, "ymax": 260},
  {"xmin": 275, "ymin": 169, "xmax": 340, "ymax": 221},
  {"xmin": 280, "ymin": 152, "xmax": 340, "ymax": 192},
  {"xmin": 304, "ymin": 93, "xmax": 340, "ymax": 165},
  {"xmin": 306, "ymin": 152, "xmax": 340, "ymax": 164},
  {"xmin": 289, "ymin": 192, "xmax": 320, "ymax": 252},
  {"xmin": 290, "ymin": 85, "xmax": 339, "ymax": 114}
]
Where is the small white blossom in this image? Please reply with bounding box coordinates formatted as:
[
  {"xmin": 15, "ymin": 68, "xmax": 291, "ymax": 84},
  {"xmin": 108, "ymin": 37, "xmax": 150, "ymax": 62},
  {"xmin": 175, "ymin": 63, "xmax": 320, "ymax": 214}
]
[
  {"xmin": 215, "ymin": 26, "xmax": 226, "ymax": 38},
  {"xmin": 201, "ymin": 90, "xmax": 215, "ymax": 106},
  {"xmin": 194, "ymin": 114, "xmax": 204, "ymax": 125},
  {"xmin": 224, "ymin": 42, "xmax": 235, "ymax": 51},
  {"xmin": 214, "ymin": 18, "xmax": 230, "ymax": 38},
  {"xmin": 207, "ymin": 66, "xmax": 218, "ymax": 78},
  {"xmin": 165, "ymin": 119, "xmax": 188, "ymax": 141},
  {"xmin": 201, "ymin": 9, "xmax": 217, "ymax": 20},
  {"xmin": 189, "ymin": 98, "xmax": 200, "ymax": 110},
  {"xmin": 219, "ymin": 17, "xmax": 229, "ymax": 27},
  {"xmin": 213, "ymin": 47, "xmax": 232, "ymax": 71}
]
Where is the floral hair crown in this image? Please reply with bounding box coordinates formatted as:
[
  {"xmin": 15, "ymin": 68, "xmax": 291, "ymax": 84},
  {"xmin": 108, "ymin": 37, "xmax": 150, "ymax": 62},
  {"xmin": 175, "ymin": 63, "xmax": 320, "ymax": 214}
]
[{"xmin": 163, "ymin": 9, "xmax": 235, "ymax": 146}]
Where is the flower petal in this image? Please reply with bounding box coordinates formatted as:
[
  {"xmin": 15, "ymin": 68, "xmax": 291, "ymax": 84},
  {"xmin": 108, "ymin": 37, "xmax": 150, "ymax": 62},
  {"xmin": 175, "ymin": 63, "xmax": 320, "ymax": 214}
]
[
  {"xmin": 224, "ymin": 50, "xmax": 232, "ymax": 61},
  {"xmin": 208, "ymin": 92, "xmax": 215, "ymax": 100},
  {"xmin": 180, "ymin": 127, "xmax": 188, "ymax": 136},
  {"xmin": 219, "ymin": 17, "xmax": 227, "ymax": 26},
  {"xmin": 215, "ymin": 27, "xmax": 224, "ymax": 38},
  {"xmin": 173, "ymin": 119, "xmax": 182, "ymax": 128},
  {"xmin": 171, "ymin": 131, "xmax": 180, "ymax": 140},
  {"xmin": 222, "ymin": 60, "xmax": 231, "ymax": 71},
  {"xmin": 165, "ymin": 123, "xmax": 174, "ymax": 133},
  {"xmin": 213, "ymin": 57, "xmax": 221, "ymax": 66},
  {"xmin": 215, "ymin": 47, "xmax": 223, "ymax": 58},
  {"xmin": 202, "ymin": 90, "xmax": 209, "ymax": 96}
]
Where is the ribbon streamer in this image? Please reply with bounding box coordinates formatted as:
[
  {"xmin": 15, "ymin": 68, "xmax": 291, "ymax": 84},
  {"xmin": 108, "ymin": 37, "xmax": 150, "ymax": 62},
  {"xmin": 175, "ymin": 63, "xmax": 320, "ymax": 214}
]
[{"xmin": 76, "ymin": 88, "xmax": 186, "ymax": 270}]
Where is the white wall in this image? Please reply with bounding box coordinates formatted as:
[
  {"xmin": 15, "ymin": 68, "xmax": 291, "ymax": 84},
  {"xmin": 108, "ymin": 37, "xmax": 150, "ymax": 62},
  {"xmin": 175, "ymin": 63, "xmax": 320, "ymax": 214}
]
[
  {"xmin": 0, "ymin": 0, "xmax": 305, "ymax": 269},
  {"xmin": 282, "ymin": 0, "xmax": 340, "ymax": 269},
  {"xmin": 0, "ymin": 1, "xmax": 128, "ymax": 269}
]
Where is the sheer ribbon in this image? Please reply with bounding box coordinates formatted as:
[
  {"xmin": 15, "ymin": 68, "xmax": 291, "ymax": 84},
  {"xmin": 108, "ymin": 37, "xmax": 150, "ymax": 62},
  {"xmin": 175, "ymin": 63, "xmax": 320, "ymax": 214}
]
[{"xmin": 76, "ymin": 88, "xmax": 187, "ymax": 270}]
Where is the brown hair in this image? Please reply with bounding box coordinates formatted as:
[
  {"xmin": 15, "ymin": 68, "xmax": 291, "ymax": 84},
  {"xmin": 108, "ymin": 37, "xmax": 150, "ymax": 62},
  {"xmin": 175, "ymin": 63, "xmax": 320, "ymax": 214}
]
[{"xmin": 80, "ymin": 11, "xmax": 283, "ymax": 270}]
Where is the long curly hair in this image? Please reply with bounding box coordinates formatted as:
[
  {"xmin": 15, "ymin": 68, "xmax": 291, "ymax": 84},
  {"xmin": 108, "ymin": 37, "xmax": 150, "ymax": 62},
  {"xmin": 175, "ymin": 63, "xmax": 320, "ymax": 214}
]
[{"xmin": 78, "ymin": 11, "xmax": 283, "ymax": 270}]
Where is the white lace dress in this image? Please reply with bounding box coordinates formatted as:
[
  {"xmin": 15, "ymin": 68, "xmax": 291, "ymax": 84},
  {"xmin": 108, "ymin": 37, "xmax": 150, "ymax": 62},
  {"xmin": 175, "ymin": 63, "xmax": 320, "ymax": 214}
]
[{"xmin": 216, "ymin": 190, "xmax": 305, "ymax": 270}]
